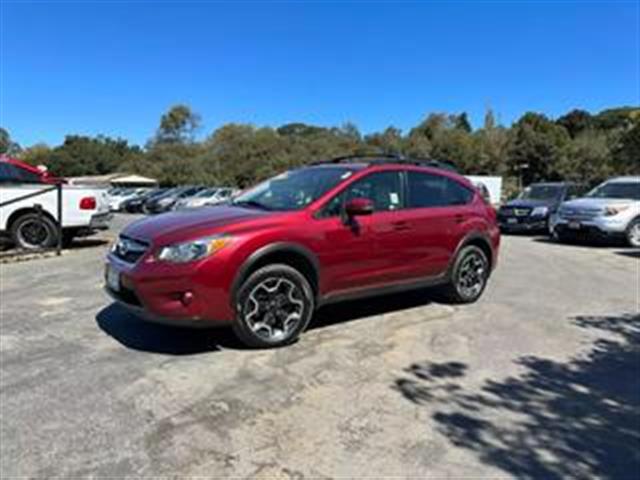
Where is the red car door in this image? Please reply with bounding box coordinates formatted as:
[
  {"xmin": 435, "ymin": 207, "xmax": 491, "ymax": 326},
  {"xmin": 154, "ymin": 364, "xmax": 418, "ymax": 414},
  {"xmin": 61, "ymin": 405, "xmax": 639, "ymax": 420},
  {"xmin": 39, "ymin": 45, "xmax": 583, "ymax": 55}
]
[
  {"xmin": 311, "ymin": 170, "xmax": 412, "ymax": 295},
  {"xmin": 402, "ymin": 170, "xmax": 477, "ymax": 278}
]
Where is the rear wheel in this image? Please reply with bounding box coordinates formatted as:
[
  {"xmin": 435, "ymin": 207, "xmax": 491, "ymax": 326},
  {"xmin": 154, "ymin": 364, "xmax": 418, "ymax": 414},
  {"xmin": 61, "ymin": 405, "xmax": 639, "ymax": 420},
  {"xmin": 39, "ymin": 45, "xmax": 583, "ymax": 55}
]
[
  {"xmin": 440, "ymin": 245, "xmax": 489, "ymax": 304},
  {"xmin": 233, "ymin": 264, "xmax": 315, "ymax": 348},
  {"xmin": 10, "ymin": 213, "xmax": 59, "ymax": 250},
  {"xmin": 626, "ymin": 218, "xmax": 640, "ymax": 248}
]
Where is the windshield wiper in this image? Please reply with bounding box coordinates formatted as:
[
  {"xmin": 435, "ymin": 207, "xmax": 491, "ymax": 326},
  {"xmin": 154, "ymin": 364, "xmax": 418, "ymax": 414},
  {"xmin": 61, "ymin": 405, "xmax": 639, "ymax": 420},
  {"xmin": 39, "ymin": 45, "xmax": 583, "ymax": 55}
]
[{"xmin": 232, "ymin": 200, "xmax": 272, "ymax": 211}]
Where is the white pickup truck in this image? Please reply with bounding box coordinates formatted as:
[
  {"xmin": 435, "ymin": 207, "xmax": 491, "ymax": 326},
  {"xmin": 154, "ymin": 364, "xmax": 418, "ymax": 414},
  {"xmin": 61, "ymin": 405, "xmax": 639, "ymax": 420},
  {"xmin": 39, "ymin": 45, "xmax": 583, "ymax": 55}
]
[{"xmin": 0, "ymin": 157, "xmax": 112, "ymax": 249}]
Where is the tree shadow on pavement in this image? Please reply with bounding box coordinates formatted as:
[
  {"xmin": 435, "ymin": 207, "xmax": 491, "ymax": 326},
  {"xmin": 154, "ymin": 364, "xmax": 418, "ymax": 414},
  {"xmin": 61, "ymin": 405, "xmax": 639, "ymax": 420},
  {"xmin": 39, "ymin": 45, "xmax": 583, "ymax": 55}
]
[
  {"xmin": 96, "ymin": 303, "xmax": 243, "ymax": 354},
  {"xmin": 393, "ymin": 314, "xmax": 640, "ymax": 480}
]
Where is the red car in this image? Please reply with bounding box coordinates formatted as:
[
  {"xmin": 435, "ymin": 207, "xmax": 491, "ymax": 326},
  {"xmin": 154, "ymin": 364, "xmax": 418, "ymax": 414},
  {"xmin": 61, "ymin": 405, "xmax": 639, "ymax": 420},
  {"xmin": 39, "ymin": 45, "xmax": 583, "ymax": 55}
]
[{"xmin": 105, "ymin": 156, "xmax": 500, "ymax": 348}]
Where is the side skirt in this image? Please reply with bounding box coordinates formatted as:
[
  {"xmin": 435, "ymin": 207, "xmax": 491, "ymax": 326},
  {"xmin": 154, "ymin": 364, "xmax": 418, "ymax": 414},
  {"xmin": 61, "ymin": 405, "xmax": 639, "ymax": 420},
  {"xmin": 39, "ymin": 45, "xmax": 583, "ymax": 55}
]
[{"xmin": 317, "ymin": 273, "xmax": 449, "ymax": 307}]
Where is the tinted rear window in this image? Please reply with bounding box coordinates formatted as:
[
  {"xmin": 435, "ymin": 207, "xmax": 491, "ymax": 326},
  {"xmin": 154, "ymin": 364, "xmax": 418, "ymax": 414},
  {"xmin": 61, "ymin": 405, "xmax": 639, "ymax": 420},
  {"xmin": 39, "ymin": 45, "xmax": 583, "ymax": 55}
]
[{"xmin": 407, "ymin": 171, "xmax": 473, "ymax": 208}]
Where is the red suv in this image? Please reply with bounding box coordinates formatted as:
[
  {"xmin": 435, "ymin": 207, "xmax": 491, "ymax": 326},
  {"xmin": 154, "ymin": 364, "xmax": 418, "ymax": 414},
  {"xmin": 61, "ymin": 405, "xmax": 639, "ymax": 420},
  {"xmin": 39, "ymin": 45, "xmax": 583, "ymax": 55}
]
[{"xmin": 105, "ymin": 156, "xmax": 500, "ymax": 348}]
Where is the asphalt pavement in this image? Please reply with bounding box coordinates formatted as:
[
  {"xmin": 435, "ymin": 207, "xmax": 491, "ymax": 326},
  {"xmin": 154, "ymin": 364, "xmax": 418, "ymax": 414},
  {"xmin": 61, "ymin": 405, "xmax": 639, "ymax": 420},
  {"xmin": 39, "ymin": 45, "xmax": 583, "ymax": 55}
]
[{"xmin": 1, "ymin": 214, "xmax": 638, "ymax": 478}]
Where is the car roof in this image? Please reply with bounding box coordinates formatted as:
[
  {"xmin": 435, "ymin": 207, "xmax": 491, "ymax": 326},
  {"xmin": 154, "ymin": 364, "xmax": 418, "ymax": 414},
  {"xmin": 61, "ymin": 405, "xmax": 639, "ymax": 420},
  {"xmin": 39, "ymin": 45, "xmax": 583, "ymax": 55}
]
[
  {"xmin": 607, "ymin": 176, "xmax": 640, "ymax": 183},
  {"xmin": 528, "ymin": 182, "xmax": 574, "ymax": 187}
]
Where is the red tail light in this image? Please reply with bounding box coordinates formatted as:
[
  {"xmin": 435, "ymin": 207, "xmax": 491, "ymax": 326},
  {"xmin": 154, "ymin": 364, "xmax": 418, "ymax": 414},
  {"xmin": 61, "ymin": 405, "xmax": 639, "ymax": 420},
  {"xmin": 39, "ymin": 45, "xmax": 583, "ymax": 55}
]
[{"xmin": 80, "ymin": 197, "xmax": 97, "ymax": 210}]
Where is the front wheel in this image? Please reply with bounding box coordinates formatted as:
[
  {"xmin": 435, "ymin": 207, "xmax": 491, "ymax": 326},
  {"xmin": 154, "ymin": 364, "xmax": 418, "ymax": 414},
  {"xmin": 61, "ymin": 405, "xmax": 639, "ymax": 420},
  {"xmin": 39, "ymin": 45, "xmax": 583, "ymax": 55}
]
[
  {"xmin": 626, "ymin": 218, "xmax": 640, "ymax": 248},
  {"xmin": 233, "ymin": 264, "xmax": 315, "ymax": 348},
  {"xmin": 439, "ymin": 245, "xmax": 490, "ymax": 304}
]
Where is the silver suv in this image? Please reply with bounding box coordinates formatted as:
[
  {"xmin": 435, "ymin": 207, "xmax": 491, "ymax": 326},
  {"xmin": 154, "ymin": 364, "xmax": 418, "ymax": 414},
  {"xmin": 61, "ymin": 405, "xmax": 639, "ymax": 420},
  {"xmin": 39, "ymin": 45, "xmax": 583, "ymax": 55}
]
[{"xmin": 550, "ymin": 176, "xmax": 640, "ymax": 247}]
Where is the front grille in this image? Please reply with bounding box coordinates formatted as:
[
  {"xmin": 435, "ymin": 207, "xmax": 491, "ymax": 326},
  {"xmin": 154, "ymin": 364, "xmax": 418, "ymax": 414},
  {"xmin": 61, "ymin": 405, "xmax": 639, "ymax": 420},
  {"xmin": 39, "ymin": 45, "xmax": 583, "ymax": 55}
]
[
  {"xmin": 559, "ymin": 207, "xmax": 601, "ymax": 221},
  {"xmin": 113, "ymin": 235, "xmax": 149, "ymax": 264},
  {"xmin": 499, "ymin": 207, "xmax": 531, "ymax": 217}
]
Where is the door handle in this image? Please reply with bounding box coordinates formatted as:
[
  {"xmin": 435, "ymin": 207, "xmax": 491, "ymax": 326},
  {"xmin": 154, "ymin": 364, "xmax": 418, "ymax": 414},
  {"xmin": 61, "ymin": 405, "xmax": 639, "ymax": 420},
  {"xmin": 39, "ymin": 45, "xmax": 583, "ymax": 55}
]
[
  {"xmin": 392, "ymin": 221, "xmax": 411, "ymax": 231},
  {"xmin": 454, "ymin": 214, "xmax": 467, "ymax": 224}
]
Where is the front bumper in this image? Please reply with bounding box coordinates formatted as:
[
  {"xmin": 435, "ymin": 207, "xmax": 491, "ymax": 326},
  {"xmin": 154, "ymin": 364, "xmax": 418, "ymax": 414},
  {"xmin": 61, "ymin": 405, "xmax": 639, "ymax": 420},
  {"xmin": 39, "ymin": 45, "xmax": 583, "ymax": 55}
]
[
  {"xmin": 498, "ymin": 215, "xmax": 548, "ymax": 232},
  {"xmin": 551, "ymin": 215, "xmax": 627, "ymax": 240},
  {"xmin": 104, "ymin": 253, "xmax": 235, "ymax": 327}
]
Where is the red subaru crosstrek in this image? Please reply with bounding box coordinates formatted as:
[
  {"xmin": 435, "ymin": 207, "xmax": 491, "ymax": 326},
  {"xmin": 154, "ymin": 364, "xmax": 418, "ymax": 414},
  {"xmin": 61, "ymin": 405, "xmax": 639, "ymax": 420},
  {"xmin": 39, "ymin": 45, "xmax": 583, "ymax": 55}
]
[{"xmin": 105, "ymin": 156, "xmax": 500, "ymax": 348}]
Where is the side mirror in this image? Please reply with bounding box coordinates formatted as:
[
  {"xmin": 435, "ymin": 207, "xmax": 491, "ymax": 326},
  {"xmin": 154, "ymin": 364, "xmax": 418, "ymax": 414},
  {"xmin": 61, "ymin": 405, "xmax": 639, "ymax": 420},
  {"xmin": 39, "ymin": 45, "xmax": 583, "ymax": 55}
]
[{"xmin": 345, "ymin": 198, "xmax": 374, "ymax": 216}]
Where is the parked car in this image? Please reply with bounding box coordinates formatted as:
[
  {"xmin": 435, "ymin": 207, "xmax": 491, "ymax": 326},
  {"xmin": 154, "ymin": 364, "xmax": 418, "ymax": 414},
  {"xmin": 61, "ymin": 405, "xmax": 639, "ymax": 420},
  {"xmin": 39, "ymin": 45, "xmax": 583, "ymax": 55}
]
[
  {"xmin": 109, "ymin": 188, "xmax": 151, "ymax": 212},
  {"xmin": 173, "ymin": 187, "xmax": 221, "ymax": 210},
  {"xmin": 550, "ymin": 176, "xmax": 640, "ymax": 246},
  {"xmin": 498, "ymin": 182, "xmax": 585, "ymax": 233},
  {"xmin": 143, "ymin": 186, "xmax": 205, "ymax": 214},
  {"xmin": 121, "ymin": 188, "xmax": 168, "ymax": 213},
  {"xmin": 105, "ymin": 155, "xmax": 500, "ymax": 348},
  {"xmin": 0, "ymin": 157, "xmax": 111, "ymax": 249},
  {"xmin": 204, "ymin": 187, "xmax": 238, "ymax": 206}
]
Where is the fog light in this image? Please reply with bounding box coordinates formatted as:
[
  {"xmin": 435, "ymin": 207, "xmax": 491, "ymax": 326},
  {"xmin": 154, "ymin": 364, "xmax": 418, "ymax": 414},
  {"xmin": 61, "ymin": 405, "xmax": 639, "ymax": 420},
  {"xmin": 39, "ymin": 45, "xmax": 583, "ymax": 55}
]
[{"xmin": 180, "ymin": 291, "xmax": 194, "ymax": 306}]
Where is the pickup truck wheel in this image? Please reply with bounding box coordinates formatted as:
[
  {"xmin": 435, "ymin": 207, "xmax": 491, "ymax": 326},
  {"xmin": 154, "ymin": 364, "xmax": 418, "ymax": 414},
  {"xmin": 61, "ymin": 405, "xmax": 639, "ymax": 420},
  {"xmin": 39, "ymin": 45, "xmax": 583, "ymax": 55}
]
[
  {"xmin": 10, "ymin": 213, "xmax": 59, "ymax": 250},
  {"xmin": 233, "ymin": 264, "xmax": 314, "ymax": 348},
  {"xmin": 439, "ymin": 245, "xmax": 489, "ymax": 304},
  {"xmin": 626, "ymin": 218, "xmax": 640, "ymax": 248}
]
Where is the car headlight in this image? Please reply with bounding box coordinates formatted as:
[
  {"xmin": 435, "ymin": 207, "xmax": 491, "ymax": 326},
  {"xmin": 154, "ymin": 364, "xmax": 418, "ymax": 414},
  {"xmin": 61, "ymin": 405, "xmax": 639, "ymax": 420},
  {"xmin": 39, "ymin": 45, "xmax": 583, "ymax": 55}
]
[
  {"xmin": 603, "ymin": 205, "xmax": 630, "ymax": 216},
  {"xmin": 531, "ymin": 206, "xmax": 549, "ymax": 216},
  {"xmin": 157, "ymin": 235, "xmax": 233, "ymax": 263}
]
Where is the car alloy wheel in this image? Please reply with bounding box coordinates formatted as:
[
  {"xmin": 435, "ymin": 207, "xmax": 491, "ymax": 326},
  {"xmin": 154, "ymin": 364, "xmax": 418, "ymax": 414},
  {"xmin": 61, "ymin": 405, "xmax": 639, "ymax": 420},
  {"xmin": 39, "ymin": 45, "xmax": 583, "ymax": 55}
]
[
  {"xmin": 234, "ymin": 264, "xmax": 314, "ymax": 348},
  {"xmin": 243, "ymin": 277, "xmax": 305, "ymax": 342},
  {"xmin": 456, "ymin": 250, "xmax": 488, "ymax": 300},
  {"xmin": 627, "ymin": 220, "xmax": 640, "ymax": 248}
]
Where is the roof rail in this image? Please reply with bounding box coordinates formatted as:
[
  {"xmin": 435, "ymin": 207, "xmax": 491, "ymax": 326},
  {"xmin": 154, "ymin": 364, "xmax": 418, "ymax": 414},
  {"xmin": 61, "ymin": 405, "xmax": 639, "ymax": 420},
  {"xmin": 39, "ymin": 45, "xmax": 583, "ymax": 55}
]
[{"xmin": 312, "ymin": 153, "xmax": 459, "ymax": 172}]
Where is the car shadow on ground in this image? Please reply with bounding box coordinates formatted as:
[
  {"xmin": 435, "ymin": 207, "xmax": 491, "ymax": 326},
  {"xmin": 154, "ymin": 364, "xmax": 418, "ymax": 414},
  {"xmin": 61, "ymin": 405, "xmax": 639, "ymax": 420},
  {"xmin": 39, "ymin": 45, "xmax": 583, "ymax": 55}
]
[
  {"xmin": 533, "ymin": 236, "xmax": 627, "ymax": 249},
  {"xmin": 615, "ymin": 249, "xmax": 640, "ymax": 259},
  {"xmin": 97, "ymin": 287, "xmax": 439, "ymax": 354},
  {"xmin": 96, "ymin": 303, "xmax": 243, "ymax": 354},
  {"xmin": 393, "ymin": 313, "xmax": 640, "ymax": 479},
  {"xmin": 311, "ymin": 287, "xmax": 436, "ymax": 330}
]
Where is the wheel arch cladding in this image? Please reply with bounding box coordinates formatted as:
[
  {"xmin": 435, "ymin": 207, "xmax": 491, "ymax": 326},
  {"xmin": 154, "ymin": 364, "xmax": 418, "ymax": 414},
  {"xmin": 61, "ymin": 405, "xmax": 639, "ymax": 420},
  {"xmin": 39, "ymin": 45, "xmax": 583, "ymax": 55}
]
[
  {"xmin": 231, "ymin": 243, "xmax": 320, "ymax": 303},
  {"xmin": 459, "ymin": 234, "xmax": 494, "ymax": 271},
  {"xmin": 7, "ymin": 207, "xmax": 57, "ymax": 230}
]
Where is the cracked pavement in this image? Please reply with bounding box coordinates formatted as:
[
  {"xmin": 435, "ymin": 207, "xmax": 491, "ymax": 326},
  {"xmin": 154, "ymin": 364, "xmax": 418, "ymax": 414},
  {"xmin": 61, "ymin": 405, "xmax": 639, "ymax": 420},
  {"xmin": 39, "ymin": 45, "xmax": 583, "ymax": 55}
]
[{"xmin": 1, "ymin": 215, "xmax": 638, "ymax": 478}]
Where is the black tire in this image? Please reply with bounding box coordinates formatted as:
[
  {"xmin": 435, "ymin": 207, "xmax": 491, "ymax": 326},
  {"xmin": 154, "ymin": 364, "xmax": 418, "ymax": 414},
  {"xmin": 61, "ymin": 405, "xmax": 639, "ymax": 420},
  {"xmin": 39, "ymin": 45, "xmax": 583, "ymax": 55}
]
[
  {"xmin": 233, "ymin": 264, "xmax": 315, "ymax": 348},
  {"xmin": 626, "ymin": 217, "xmax": 640, "ymax": 248},
  {"xmin": 439, "ymin": 245, "xmax": 490, "ymax": 304},
  {"xmin": 10, "ymin": 213, "xmax": 59, "ymax": 250}
]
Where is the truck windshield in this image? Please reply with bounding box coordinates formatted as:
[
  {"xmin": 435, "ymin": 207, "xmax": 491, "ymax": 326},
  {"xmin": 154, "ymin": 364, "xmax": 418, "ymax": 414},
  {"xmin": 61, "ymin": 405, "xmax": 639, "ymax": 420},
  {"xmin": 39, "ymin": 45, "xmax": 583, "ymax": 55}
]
[
  {"xmin": 232, "ymin": 167, "xmax": 353, "ymax": 211},
  {"xmin": 587, "ymin": 182, "xmax": 640, "ymax": 200},
  {"xmin": 520, "ymin": 185, "xmax": 562, "ymax": 200}
]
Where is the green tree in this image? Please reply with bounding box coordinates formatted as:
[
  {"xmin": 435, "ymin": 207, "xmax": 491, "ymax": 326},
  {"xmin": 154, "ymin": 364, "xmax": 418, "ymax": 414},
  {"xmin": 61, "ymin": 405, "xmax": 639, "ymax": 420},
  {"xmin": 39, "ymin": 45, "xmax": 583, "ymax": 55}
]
[
  {"xmin": 0, "ymin": 128, "xmax": 22, "ymax": 155},
  {"xmin": 556, "ymin": 109, "xmax": 593, "ymax": 138},
  {"xmin": 152, "ymin": 104, "xmax": 201, "ymax": 145},
  {"xmin": 507, "ymin": 113, "xmax": 570, "ymax": 184},
  {"xmin": 45, "ymin": 135, "xmax": 142, "ymax": 177},
  {"xmin": 558, "ymin": 130, "xmax": 613, "ymax": 183},
  {"xmin": 613, "ymin": 120, "xmax": 640, "ymax": 174}
]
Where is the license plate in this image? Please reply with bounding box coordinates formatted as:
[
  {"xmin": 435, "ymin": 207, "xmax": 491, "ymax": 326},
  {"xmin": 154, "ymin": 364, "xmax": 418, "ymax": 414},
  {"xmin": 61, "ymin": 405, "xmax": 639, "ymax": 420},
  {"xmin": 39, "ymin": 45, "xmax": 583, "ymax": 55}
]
[
  {"xmin": 507, "ymin": 218, "xmax": 518, "ymax": 224},
  {"xmin": 568, "ymin": 221, "xmax": 581, "ymax": 230},
  {"xmin": 106, "ymin": 265, "xmax": 120, "ymax": 292}
]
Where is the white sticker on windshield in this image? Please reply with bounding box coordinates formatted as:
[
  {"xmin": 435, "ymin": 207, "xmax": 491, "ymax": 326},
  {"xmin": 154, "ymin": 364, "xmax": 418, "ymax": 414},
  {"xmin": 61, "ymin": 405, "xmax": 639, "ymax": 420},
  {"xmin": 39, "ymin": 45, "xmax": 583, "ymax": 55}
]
[
  {"xmin": 341, "ymin": 171, "xmax": 353, "ymax": 180},
  {"xmin": 390, "ymin": 192, "xmax": 399, "ymax": 204}
]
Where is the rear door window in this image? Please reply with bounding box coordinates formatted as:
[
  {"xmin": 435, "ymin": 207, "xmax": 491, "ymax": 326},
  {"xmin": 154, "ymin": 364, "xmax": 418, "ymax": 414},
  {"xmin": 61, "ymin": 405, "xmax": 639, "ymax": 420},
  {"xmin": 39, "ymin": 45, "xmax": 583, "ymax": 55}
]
[{"xmin": 407, "ymin": 171, "xmax": 473, "ymax": 208}]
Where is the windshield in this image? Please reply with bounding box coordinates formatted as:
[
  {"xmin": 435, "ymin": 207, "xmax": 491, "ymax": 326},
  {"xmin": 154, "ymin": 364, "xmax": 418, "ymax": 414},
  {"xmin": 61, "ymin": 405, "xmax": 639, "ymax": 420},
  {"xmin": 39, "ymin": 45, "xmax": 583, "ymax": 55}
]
[
  {"xmin": 587, "ymin": 182, "xmax": 640, "ymax": 200},
  {"xmin": 194, "ymin": 188, "xmax": 218, "ymax": 198},
  {"xmin": 232, "ymin": 167, "xmax": 354, "ymax": 211},
  {"xmin": 519, "ymin": 185, "xmax": 562, "ymax": 201}
]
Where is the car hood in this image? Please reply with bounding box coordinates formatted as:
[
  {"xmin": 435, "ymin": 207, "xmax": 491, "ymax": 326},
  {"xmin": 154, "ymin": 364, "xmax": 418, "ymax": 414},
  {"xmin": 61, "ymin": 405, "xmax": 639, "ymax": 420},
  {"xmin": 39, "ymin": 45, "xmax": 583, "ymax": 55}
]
[
  {"xmin": 560, "ymin": 197, "xmax": 633, "ymax": 210},
  {"xmin": 123, "ymin": 206, "xmax": 271, "ymax": 244},
  {"xmin": 503, "ymin": 198, "xmax": 556, "ymax": 208}
]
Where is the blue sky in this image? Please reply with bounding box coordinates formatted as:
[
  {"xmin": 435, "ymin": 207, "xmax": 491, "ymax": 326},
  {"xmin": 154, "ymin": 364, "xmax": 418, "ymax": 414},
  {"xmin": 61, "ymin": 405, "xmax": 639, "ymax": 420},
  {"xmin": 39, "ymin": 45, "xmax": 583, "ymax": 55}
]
[{"xmin": 1, "ymin": 1, "xmax": 638, "ymax": 147}]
